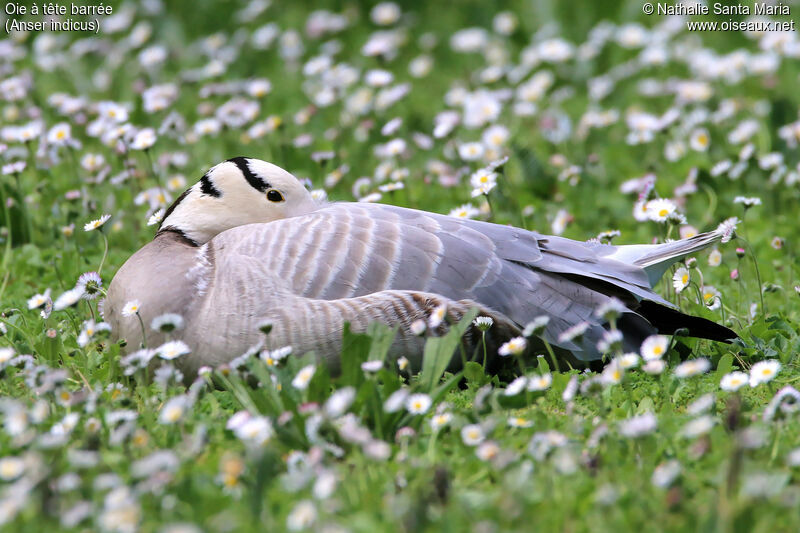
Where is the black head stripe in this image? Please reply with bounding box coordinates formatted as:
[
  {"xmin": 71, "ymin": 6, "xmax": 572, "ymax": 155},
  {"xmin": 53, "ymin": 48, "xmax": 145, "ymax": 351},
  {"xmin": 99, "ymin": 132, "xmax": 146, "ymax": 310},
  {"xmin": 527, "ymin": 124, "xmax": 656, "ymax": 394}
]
[
  {"xmin": 199, "ymin": 172, "xmax": 221, "ymax": 197},
  {"xmin": 228, "ymin": 156, "xmax": 270, "ymax": 193},
  {"xmin": 158, "ymin": 187, "xmax": 192, "ymax": 231}
]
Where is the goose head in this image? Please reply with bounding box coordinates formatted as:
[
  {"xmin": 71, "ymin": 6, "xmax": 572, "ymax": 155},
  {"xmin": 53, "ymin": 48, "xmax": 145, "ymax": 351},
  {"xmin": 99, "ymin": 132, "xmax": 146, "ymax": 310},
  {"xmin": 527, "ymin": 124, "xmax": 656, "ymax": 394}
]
[{"xmin": 158, "ymin": 157, "xmax": 318, "ymax": 245}]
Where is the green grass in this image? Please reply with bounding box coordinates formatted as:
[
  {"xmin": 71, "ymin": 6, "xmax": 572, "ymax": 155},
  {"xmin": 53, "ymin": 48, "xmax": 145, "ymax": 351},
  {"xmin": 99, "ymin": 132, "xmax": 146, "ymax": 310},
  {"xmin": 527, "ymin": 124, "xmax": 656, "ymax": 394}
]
[{"xmin": 1, "ymin": 1, "xmax": 800, "ymax": 531}]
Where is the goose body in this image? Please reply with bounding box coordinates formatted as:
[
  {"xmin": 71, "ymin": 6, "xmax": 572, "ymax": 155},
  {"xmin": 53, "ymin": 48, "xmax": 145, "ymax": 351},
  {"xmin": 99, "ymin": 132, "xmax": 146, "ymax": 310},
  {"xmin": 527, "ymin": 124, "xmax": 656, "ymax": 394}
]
[{"xmin": 106, "ymin": 157, "xmax": 735, "ymax": 376}]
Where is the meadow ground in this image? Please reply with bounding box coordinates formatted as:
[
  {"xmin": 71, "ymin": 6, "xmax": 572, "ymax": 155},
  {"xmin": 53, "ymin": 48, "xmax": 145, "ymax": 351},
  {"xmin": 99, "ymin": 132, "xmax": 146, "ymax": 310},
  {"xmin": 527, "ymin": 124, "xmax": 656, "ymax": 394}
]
[{"xmin": 1, "ymin": 0, "xmax": 800, "ymax": 531}]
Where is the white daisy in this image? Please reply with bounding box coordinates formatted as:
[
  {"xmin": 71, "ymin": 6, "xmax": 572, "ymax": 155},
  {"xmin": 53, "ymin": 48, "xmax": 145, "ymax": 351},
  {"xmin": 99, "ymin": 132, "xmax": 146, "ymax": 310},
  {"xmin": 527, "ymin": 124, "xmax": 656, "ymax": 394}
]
[
  {"xmin": 292, "ymin": 365, "xmax": 316, "ymax": 390},
  {"xmin": 689, "ymin": 128, "xmax": 710, "ymax": 151},
  {"xmin": 673, "ymin": 358, "xmax": 711, "ymax": 378},
  {"xmin": 428, "ymin": 303, "xmax": 448, "ymax": 329},
  {"xmin": 460, "ymin": 424, "xmax": 485, "ymax": 446},
  {"xmin": 448, "ymin": 204, "xmax": 480, "ymax": 219},
  {"xmin": 156, "ymin": 340, "xmax": 191, "ymax": 360},
  {"xmin": 527, "ymin": 373, "xmax": 552, "ymax": 391},
  {"xmin": 672, "ymin": 267, "xmax": 690, "ymax": 293},
  {"xmin": 405, "ymin": 393, "xmax": 432, "ymax": 415},
  {"xmin": 498, "ymin": 336, "xmax": 527, "ymax": 357},
  {"xmin": 121, "ymin": 300, "xmax": 141, "ymax": 317},
  {"xmin": 84, "ymin": 214, "xmax": 111, "ymax": 232},
  {"xmin": 641, "ymin": 335, "xmax": 669, "ymax": 361},
  {"xmin": 720, "ymin": 371, "xmax": 749, "ymax": 392},
  {"xmin": 645, "ymin": 198, "xmax": 677, "ymax": 222},
  {"xmin": 749, "ymin": 360, "xmax": 781, "ymax": 387}
]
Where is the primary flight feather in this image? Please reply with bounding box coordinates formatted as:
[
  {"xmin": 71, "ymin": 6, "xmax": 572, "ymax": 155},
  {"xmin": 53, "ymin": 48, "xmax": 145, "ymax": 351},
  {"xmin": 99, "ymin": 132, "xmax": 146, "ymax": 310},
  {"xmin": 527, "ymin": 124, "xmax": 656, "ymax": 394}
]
[{"xmin": 106, "ymin": 157, "xmax": 735, "ymax": 376}]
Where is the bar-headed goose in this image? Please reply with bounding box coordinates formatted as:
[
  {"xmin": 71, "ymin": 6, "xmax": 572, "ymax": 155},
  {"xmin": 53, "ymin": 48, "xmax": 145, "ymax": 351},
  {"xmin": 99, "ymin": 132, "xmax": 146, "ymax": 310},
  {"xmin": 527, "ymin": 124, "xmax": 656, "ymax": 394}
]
[{"xmin": 105, "ymin": 157, "xmax": 734, "ymax": 376}]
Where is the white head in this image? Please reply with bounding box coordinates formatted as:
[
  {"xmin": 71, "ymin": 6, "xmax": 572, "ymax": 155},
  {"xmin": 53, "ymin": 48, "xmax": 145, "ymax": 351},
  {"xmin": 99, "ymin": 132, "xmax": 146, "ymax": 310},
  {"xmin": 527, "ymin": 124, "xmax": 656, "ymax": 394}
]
[{"xmin": 158, "ymin": 157, "xmax": 319, "ymax": 245}]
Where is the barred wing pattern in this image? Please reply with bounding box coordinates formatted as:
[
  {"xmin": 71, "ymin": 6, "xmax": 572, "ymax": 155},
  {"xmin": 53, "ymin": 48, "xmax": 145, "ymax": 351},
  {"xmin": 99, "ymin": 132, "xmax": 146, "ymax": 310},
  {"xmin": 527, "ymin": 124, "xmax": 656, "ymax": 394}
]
[{"xmin": 202, "ymin": 202, "xmax": 662, "ymax": 361}]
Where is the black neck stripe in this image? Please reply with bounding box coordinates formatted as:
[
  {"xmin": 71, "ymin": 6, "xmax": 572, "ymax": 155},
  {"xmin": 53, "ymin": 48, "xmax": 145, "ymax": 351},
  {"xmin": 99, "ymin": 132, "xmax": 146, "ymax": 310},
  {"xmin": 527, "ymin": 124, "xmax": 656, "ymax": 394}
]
[
  {"xmin": 158, "ymin": 187, "xmax": 191, "ymax": 232},
  {"xmin": 199, "ymin": 172, "xmax": 221, "ymax": 197},
  {"xmin": 155, "ymin": 227, "xmax": 200, "ymax": 247},
  {"xmin": 228, "ymin": 156, "xmax": 270, "ymax": 193}
]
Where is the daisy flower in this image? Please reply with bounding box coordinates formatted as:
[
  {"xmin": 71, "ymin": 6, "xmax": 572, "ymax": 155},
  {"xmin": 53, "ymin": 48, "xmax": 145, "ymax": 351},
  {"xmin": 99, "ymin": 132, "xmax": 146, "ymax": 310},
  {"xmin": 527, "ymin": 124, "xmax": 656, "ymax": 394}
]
[
  {"xmin": 749, "ymin": 360, "xmax": 780, "ymax": 387},
  {"xmin": 476, "ymin": 441, "xmax": 500, "ymax": 461},
  {"xmin": 674, "ymin": 358, "xmax": 711, "ymax": 378},
  {"xmin": 47, "ymin": 122, "xmax": 72, "ymax": 146},
  {"xmin": 701, "ymin": 286, "xmax": 721, "ymax": 310},
  {"xmin": 405, "ymin": 393, "xmax": 432, "ymax": 415},
  {"xmin": 324, "ymin": 387, "xmax": 356, "ymax": 418},
  {"xmin": 708, "ymin": 249, "xmax": 722, "ymax": 267},
  {"xmin": 469, "ymin": 168, "xmax": 497, "ymax": 197},
  {"xmin": 645, "ymin": 198, "xmax": 677, "ymax": 222},
  {"xmin": 558, "ymin": 321, "xmax": 590, "ymax": 343},
  {"xmin": 76, "ymin": 272, "xmax": 103, "ymax": 300},
  {"xmin": 430, "ymin": 413, "xmax": 452, "ymax": 430},
  {"xmin": 720, "ymin": 371, "xmax": 749, "ymax": 392},
  {"xmin": 147, "ymin": 209, "xmax": 165, "ymax": 226},
  {"xmin": 527, "ymin": 373, "xmax": 552, "ymax": 391},
  {"xmin": 601, "ymin": 361, "xmax": 624, "ymax": 385},
  {"xmin": 292, "ymin": 365, "xmax": 316, "ymax": 390},
  {"xmin": 523, "ymin": 316, "xmax": 550, "ymax": 337},
  {"xmin": 619, "ymin": 412, "xmax": 657, "ymax": 438},
  {"xmin": 672, "ymin": 267, "xmax": 690, "ymax": 293},
  {"xmin": 595, "ymin": 298, "xmax": 627, "ymax": 322},
  {"xmin": 53, "ymin": 287, "xmax": 85, "ymax": 311},
  {"xmin": 680, "ymin": 415, "xmax": 715, "ymax": 439},
  {"xmin": 156, "ymin": 340, "xmax": 191, "ymax": 360},
  {"xmin": 159, "ymin": 395, "xmax": 189, "ymax": 424},
  {"xmin": 689, "ymin": 128, "xmax": 710, "ymax": 151},
  {"xmin": 448, "ymin": 204, "xmax": 480, "ymax": 219},
  {"xmin": 733, "ymin": 196, "xmax": 762, "ymax": 208},
  {"xmin": 151, "ymin": 313, "xmax": 184, "ymax": 333},
  {"xmin": 0, "ymin": 457, "xmax": 26, "ymax": 481},
  {"xmin": 641, "ymin": 335, "xmax": 669, "ymax": 360},
  {"xmin": 121, "ymin": 300, "xmax": 141, "ymax": 317},
  {"xmin": 652, "ymin": 460, "xmax": 681, "ymax": 488},
  {"xmin": 498, "ymin": 336, "xmax": 527, "ymax": 357},
  {"xmin": 27, "ymin": 289, "xmax": 52, "ymax": 310},
  {"xmin": 597, "ymin": 329, "xmax": 623, "ymax": 353},
  {"xmin": 460, "ymin": 424, "xmax": 485, "ymax": 446},
  {"xmin": 642, "ymin": 359, "xmax": 667, "ymax": 375},
  {"xmin": 458, "ymin": 142, "xmax": 485, "ymax": 161},
  {"xmin": 361, "ymin": 360, "xmax": 383, "ymax": 373},
  {"xmin": 616, "ymin": 352, "xmax": 641, "ymax": 369},
  {"xmin": 504, "ymin": 376, "xmax": 528, "ymax": 396},
  {"xmin": 473, "ymin": 316, "xmax": 493, "ymax": 331},
  {"xmin": 716, "ymin": 217, "xmax": 739, "ymax": 243},
  {"xmin": 84, "ymin": 214, "xmax": 111, "ymax": 232},
  {"xmin": 428, "ymin": 303, "xmax": 447, "ymax": 329},
  {"xmin": 508, "ymin": 417, "xmax": 533, "ymax": 428},
  {"xmin": 409, "ymin": 319, "xmax": 426, "ymax": 336}
]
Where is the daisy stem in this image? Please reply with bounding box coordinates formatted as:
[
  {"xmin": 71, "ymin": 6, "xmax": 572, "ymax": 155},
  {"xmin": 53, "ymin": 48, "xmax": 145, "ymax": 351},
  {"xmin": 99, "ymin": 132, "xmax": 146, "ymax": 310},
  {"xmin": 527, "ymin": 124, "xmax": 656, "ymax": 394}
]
[
  {"xmin": 481, "ymin": 331, "xmax": 488, "ymax": 369},
  {"xmin": 484, "ymin": 193, "xmax": 494, "ymax": 222},
  {"xmin": 98, "ymin": 230, "xmax": 109, "ymax": 275},
  {"xmin": 543, "ymin": 338, "xmax": 561, "ymax": 374},
  {"xmin": 135, "ymin": 312, "xmax": 148, "ymax": 349},
  {"xmin": 741, "ymin": 238, "xmax": 766, "ymax": 316}
]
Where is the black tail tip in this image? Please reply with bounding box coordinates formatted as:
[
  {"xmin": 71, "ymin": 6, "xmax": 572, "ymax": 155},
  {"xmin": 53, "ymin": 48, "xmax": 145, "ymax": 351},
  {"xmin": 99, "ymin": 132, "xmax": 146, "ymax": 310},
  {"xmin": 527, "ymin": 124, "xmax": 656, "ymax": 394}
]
[{"xmin": 638, "ymin": 300, "xmax": 737, "ymax": 343}]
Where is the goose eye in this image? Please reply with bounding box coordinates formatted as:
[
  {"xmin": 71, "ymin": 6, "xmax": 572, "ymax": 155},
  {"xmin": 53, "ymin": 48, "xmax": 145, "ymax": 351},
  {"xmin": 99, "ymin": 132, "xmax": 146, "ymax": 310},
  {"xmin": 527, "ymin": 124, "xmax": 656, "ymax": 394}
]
[{"xmin": 267, "ymin": 189, "xmax": 285, "ymax": 203}]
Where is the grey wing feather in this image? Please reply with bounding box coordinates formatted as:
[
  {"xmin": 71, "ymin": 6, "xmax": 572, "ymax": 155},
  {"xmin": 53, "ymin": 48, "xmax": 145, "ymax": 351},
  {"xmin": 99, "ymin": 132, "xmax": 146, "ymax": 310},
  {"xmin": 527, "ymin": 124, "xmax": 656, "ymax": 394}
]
[{"xmin": 217, "ymin": 202, "xmax": 665, "ymax": 360}]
